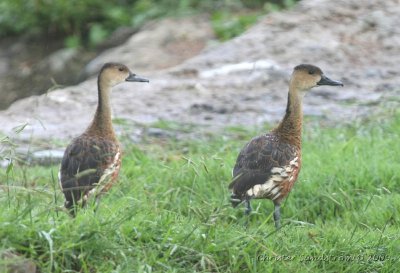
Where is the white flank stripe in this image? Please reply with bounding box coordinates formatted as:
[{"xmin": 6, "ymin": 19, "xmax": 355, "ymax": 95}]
[
  {"xmin": 290, "ymin": 156, "xmax": 299, "ymax": 166},
  {"xmin": 280, "ymin": 172, "xmax": 289, "ymax": 178},
  {"xmin": 58, "ymin": 169, "xmax": 63, "ymax": 190},
  {"xmin": 271, "ymin": 174, "xmax": 284, "ymax": 182},
  {"xmin": 271, "ymin": 186, "xmax": 279, "ymax": 196},
  {"xmin": 261, "ymin": 179, "xmax": 275, "ymax": 192},
  {"xmin": 272, "ymin": 193, "xmax": 281, "ymax": 200},
  {"xmin": 91, "ymin": 150, "xmax": 120, "ymax": 197},
  {"xmin": 271, "ymin": 167, "xmax": 283, "ymax": 174},
  {"xmin": 247, "ymin": 188, "xmax": 254, "ymax": 196},
  {"xmin": 246, "ymin": 156, "xmax": 299, "ymax": 199},
  {"xmin": 252, "ymin": 184, "xmax": 262, "ymax": 196}
]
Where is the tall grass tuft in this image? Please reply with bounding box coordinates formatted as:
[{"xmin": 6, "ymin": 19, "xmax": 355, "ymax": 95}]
[{"xmin": 1, "ymin": 112, "xmax": 399, "ymax": 272}]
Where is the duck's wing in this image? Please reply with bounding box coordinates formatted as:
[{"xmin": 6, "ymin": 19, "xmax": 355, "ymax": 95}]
[
  {"xmin": 229, "ymin": 134, "xmax": 298, "ymax": 196},
  {"xmin": 59, "ymin": 135, "xmax": 118, "ymax": 206}
]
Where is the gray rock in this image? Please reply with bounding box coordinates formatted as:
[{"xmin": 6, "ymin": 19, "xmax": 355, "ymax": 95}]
[
  {"xmin": 146, "ymin": 128, "xmax": 174, "ymax": 138},
  {"xmin": 29, "ymin": 149, "xmax": 64, "ymax": 166},
  {"xmin": 0, "ymin": 250, "xmax": 36, "ymax": 273},
  {"xmin": 42, "ymin": 48, "xmax": 79, "ymax": 73},
  {"xmin": 84, "ymin": 16, "xmax": 215, "ymax": 77},
  {"xmin": 0, "ymin": 0, "xmax": 399, "ymax": 146}
]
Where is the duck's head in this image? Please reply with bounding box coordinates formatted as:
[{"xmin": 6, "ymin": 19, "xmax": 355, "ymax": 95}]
[
  {"xmin": 290, "ymin": 64, "xmax": 343, "ymax": 92},
  {"xmin": 99, "ymin": 62, "xmax": 149, "ymax": 87}
]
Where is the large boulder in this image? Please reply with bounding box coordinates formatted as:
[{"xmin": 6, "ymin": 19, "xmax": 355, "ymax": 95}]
[{"xmin": 0, "ymin": 0, "xmax": 399, "ymax": 145}]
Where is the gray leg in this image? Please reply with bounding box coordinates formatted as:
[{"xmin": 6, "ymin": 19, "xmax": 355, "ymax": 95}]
[
  {"xmin": 94, "ymin": 195, "xmax": 102, "ymax": 213},
  {"xmin": 82, "ymin": 194, "xmax": 88, "ymax": 208},
  {"xmin": 273, "ymin": 203, "xmax": 281, "ymax": 229},
  {"xmin": 244, "ymin": 199, "xmax": 252, "ymax": 215}
]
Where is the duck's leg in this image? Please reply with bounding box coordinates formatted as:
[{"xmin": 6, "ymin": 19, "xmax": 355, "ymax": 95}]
[
  {"xmin": 94, "ymin": 195, "xmax": 102, "ymax": 214},
  {"xmin": 82, "ymin": 194, "xmax": 88, "ymax": 208},
  {"xmin": 273, "ymin": 203, "xmax": 281, "ymax": 229},
  {"xmin": 244, "ymin": 198, "xmax": 252, "ymax": 215},
  {"xmin": 64, "ymin": 201, "xmax": 77, "ymax": 217}
]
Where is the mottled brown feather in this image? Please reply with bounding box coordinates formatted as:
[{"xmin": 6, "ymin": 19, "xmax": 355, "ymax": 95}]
[
  {"xmin": 59, "ymin": 133, "xmax": 120, "ymax": 210},
  {"xmin": 229, "ymin": 134, "xmax": 300, "ymax": 202}
]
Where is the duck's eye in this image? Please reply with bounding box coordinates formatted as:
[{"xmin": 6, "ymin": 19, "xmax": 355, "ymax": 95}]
[
  {"xmin": 118, "ymin": 67, "xmax": 124, "ymax": 72},
  {"xmin": 308, "ymin": 70, "xmax": 315, "ymax": 75}
]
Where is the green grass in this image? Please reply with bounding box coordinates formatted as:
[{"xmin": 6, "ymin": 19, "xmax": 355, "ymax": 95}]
[{"xmin": 1, "ymin": 112, "xmax": 400, "ymax": 272}]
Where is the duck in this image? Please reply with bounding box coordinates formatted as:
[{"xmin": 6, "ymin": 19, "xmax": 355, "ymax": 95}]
[
  {"xmin": 228, "ymin": 64, "xmax": 343, "ymax": 229},
  {"xmin": 59, "ymin": 62, "xmax": 149, "ymax": 216}
]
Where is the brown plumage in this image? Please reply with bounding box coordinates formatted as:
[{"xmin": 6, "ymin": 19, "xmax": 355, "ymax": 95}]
[
  {"xmin": 229, "ymin": 64, "xmax": 343, "ymax": 229},
  {"xmin": 59, "ymin": 62, "xmax": 149, "ymax": 216}
]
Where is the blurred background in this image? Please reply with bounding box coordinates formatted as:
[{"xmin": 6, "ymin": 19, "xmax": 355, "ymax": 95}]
[
  {"xmin": 0, "ymin": 0, "xmax": 399, "ymax": 148},
  {"xmin": 0, "ymin": 0, "xmax": 295, "ymax": 109}
]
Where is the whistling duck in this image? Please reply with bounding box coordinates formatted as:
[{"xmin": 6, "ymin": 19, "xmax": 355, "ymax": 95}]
[
  {"xmin": 59, "ymin": 62, "xmax": 149, "ymax": 216},
  {"xmin": 229, "ymin": 64, "xmax": 343, "ymax": 229}
]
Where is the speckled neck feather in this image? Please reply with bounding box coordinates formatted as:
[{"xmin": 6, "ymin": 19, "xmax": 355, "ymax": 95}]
[
  {"xmin": 273, "ymin": 82, "xmax": 303, "ymax": 148},
  {"xmin": 85, "ymin": 76, "xmax": 116, "ymax": 140}
]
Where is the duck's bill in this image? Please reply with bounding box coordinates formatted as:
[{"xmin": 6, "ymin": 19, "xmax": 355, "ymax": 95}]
[
  {"xmin": 126, "ymin": 74, "xmax": 149, "ymax": 82},
  {"xmin": 317, "ymin": 74, "xmax": 343, "ymax": 86}
]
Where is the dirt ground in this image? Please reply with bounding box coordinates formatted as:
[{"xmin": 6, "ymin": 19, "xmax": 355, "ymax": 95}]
[{"xmin": 0, "ymin": 0, "xmax": 399, "ymax": 147}]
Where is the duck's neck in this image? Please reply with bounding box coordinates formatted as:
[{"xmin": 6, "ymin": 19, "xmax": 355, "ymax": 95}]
[
  {"xmin": 86, "ymin": 78, "xmax": 116, "ymax": 139},
  {"xmin": 274, "ymin": 84, "xmax": 303, "ymax": 147}
]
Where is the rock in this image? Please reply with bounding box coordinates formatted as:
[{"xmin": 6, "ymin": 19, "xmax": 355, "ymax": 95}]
[
  {"xmin": 0, "ymin": 250, "xmax": 36, "ymax": 273},
  {"xmin": 0, "ymin": 0, "xmax": 399, "ymax": 146},
  {"xmin": 0, "ymin": 143, "xmax": 64, "ymax": 166},
  {"xmin": 29, "ymin": 149, "xmax": 64, "ymax": 166},
  {"xmin": 84, "ymin": 16, "xmax": 215, "ymax": 77},
  {"xmin": 189, "ymin": 103, "xmax": 229, "ymax": 115},
  {"xmin": 190, "ymin": 103, "xmax": 214, "ymax": 114},
  {"xmin": 96, "ymin": 26, "xmax": 138, "ymax": 51},
  {"xmin": 41, "ymin": 48, "xmax": 79, "ymax": 73},
  {"xmin": 0, "ymin": 36, "xmax": 93, "ymax": 110},
  {"xmin": 198, "ymin": 59, "xmax": 280, "ymax": 78},
  {"xmin": 145, "ymin": 128, "xmax": 174, "ymax": 138}
]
